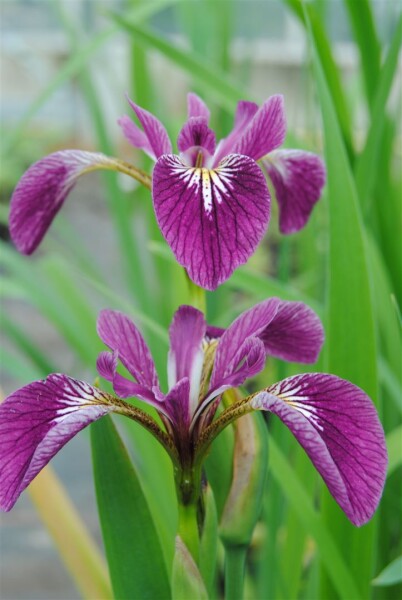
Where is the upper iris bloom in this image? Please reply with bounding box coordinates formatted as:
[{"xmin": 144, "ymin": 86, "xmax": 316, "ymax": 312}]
[
  {"xmin": 0, "ymin": 299, "xmax": 386, "ymax": 526},
  {"xmin": 9, "ymin": 93, "xmax": 325, "ymax": 290}
]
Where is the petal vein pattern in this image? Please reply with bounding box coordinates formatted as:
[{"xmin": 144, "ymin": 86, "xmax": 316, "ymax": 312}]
[
  {"xmin": 0, "ymin": 374, "xmax": 114, "ymax": 511},
  {"xmin": 251, "ymin": 373, "xmax": 387, "ymax": 525},
  {"xmin": 153, "ymin": 153, "xmax": 270, "ymax": 290}
]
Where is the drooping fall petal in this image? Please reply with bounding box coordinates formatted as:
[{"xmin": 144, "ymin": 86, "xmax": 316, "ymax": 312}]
[
  {"xmin": 152, "ymin": 153, "xmax": 270, "ymax": 290},
  {"xmin": 263, "ymin": 149, "xmax": 326, "ymax": 233},
  {"xmin": 251, "ymin": 373, "xmax": 387, "ymax": 526},
  {"xmin": 9, "ymin": 150, "xmax": 121, "ymax": 254},
  {"xmin": 0, "ymin": 374, "xmax": 115, "ymax": 511}
]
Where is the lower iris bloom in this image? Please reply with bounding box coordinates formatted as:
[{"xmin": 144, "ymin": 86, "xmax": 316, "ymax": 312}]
[
  {"xmin": 9, "ymin": 93, "xmax": 325, "ymax": 290},
  {"xmin": 0, "ymin": 299, "xmax": 386, "ymax": 526}
]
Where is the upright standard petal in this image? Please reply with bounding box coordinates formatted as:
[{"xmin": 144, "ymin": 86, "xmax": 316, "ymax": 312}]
[
  {"xmin": 263, "ymin": 150, "xmax": 326, "ymax": 233},
  {"xmin": 187, "ymin": 93, "xmax": 210, "ymax": 121},
  {"xmin": 231, "ymin": 95, "xmax": 286, "ymax": 161},
  {"xmin": 177, "ymin": 117, "xmax": 216, "ymax": 157},
  {"xmin": 211, "ymin": 298, "xmax": 323, "ymax": 388},
  {"xmin": 0, "ymin": 374, "xmax": 114, "ymax": 511},
  {"xmin": 126, "ymin": 97, "xmax": 172, "ymax": 159},
  {"xmin": 9, "ymin": 150, "xmax": 118, "ymax": 254},
  {"xmin": 152, "ymin": 153, "xmax": 270, "ymax": 290},
  {"xmin": 213, "ymin": 100, "xmax": 259, "ymax": 165},
  {"xmin": 251, "ymin": 374, "xmax": 387, "ymax": 526},
  {"xmin": 118, "ymin": 115, "xmax": 157, "ymax": 160},
  {"xmin": 168, "ymin": 306, "xmax": 206, "ymax": 414},
  {"xmin": 97, "ymin": 310, "xmax": 158, "ymax": 389}
]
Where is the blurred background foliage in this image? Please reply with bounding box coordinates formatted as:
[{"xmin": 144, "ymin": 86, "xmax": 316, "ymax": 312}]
[{"xmin": 0, "ymin": 0, "xmax": 401, "ymax": 598}]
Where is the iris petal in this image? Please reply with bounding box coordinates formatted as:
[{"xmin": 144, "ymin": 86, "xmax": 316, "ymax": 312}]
[
  {"xmin": 152, "ymin": 153, "xmax": 270, "ymax": 290},
  {"xmin": 168, "ymin": 306, "xmax": 206, "ymax": 415},
  {"xmin": 97, "ymin": 310, "xmax": 158, "ymax": 389},
  {"xmin": 0, "ymin": 374, "xmax": 114, "ymax": 511},
  {"xmin": 211, "ymin": 298, "xmax": 323, "ymax": 389},
  {"xmin": 187, "ymin": 92, "xmax": 210, "ymax": 121},
  {"xmin": 251, "ymin": 373, "xmax": 387, "ymax": 526},
  {"xmin": 177, "ymin": 117, "xmax": 216, "ymax": 156},
  {"xmin": 9, "ymin": 150, "xmax": 119, "ymax": 254},
  {"xmin": 231, "ymin": 95, "xmax": 286, "ymax": 161},
  {"xmin": 263, "ymin": 149, "xmax": 326, "ymax": 233},
  {"xmin": 126, "ymin": 96, "xmax": 172, "ymax": 159}
]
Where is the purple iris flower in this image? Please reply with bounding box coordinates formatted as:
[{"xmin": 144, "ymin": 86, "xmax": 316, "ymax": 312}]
[
  {"xmin": 9, "ymin": 93, "xmax": 325, "ymax": 290},
  {"xmin": 0, "ymin": 299, "xmax": 386, "ymax": 526}
]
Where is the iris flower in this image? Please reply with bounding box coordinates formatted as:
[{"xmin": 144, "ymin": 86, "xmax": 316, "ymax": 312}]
[
  {"xmin": 9, "ymin": 93, "xmax": 325, "ymax": 290},
  {"xmin": 0, "ymin": 299, "xmax": 386, "ymax": 525}
]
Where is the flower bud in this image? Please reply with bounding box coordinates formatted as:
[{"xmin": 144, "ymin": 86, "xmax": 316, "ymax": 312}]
[
  {"xmin": 219, "ymin": 411, "xmax": 268, "ymax": 547},
  {"xmin": 172, "ymin": 536, "xmax": 208, "ymax": 600}
]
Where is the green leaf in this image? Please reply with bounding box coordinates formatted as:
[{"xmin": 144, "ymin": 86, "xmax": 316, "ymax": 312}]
[
  {"xmin": 199, "ymin": 485, "xmax": 218, "ymax": 597},
  {"xmin": 343, "ymin": 0, "xmax": 381, "ymax": 107},
  {"xmin": 386, "ymin": 425, "xmax": 402, "ymax": 478},
  {"xmin": 91, "ymin": 415, "xmax": 171, "ymax": 600},
  {"xmin": 304, "ymin": 7, "xmax": 379, "ymax": 598},
  {"xmin": 372, "ymin": 556, "xmax": 402, "ymax": 586},
  {"xmin": 355, "ymin": 15, "xmax": 402, "ymax": 213},
  {"xmin": 283, "ymin": 0, "xmax": 354, "ymax": 159}
]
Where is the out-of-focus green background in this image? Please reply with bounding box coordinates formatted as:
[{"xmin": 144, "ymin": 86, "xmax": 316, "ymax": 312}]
[{"xmin": 1, "ymin": 1, "xmax": 401, "ymax": 598}]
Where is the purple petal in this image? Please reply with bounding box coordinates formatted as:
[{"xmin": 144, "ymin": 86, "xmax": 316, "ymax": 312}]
[
  {"xmin": 9, "ymin": 150, "xmax": 117, "ymax": 254},
  {"xmin": 231, "ymin": 95, "xmax": 286, "ymax": 161},
  {"xmin": 211, "ymin": 299, "xmax": 277, "ymax": 388},
  {"xmin": 213, "ymin": 100, "xmax": 259, "ymax": 165},
  {"xmin": 164, "ymin": 378, "xmax": 191, "ymax": 437},
  {"xmin": 187, "ymin": 93, "xmax": 210, "ymax": 121},
  {"xmin": 96, "ymin": 350, "xmax": 118, "ymax": 381},
  {"xmin": 211, "ymin": 298, "xmax": 323, "ymax": 388},
  {"xmin": 205, "ymin": 325, "xmax": 225, "ymax": 340},
  {"xmin": 258, "ymin": 300, "xmax": 324, "ymax": 363},
  {"xmin": 205, "ymin": 338, "xmax": 266, "ymax": 406},
  {"xmin": 263, "ymin": 150, "xmax": 326, "ymax": 233},
  {"xmin": 118, "ymin": 115, "xmax": 156, "ymax": 160},
  {"xmin": 177, "ymin": 117, "xmax": 216, "ymax": 156},
  {"xmin": 168, "ymin": 306, "xmax": 206, "ymax": 415},
  {"xmin": 97, "ymin": 310, "xmax": 158, "ymax": 389},
  {"xmin": 0, "ymin": 374, "xmax": 114, "ymax": 511},
  {"xmin": 251, "ymin": 374, "xmax": 387, "ymax": 526},
  {"xmin": 126, "ymin": 96, "xmax": 172, "ymax": 159},
  {"xmin": 152, "ymin": 153, "xmax": 270, "ymax": 290}
]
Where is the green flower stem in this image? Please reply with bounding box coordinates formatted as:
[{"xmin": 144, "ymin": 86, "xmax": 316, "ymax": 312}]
[
  {"xmin": 224, "ymin": 544, "xmax": 247, "ymax": 600},
  {"xmin": 177, "ymin": 501, "xmax": 200, "ymax": 564},
  {"xmin": 186, "ymin": 273, "xmax": 207, "ymax": 313}
]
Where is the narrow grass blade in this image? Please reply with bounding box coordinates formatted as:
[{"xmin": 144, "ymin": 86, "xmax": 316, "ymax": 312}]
[
  {"xmin": 386, "ymin": 425, "xmax": 402, "ymax": 477},
  {"xmin": 109, "ymin": 14, "xmax": 251, "ymax": 111},
  {"xmin": 269, "ymin": 437, "xmax": 361, "ymax": 600},
  {"xmin": 283, "ymin": 0, "xmax": 354, "ymax": 159},
  {"xmin": 91, "ymin": 415, "xmax": 171, "ymax": 599},
  {"xmin": 343, "ymin": 0, "xmax": 381, "ymax": 107},
  {"xmin": 355, "ymin": 15, "xmax": 402, "ymax": 212},
  {"xmin": 304, "ymin": 8, "xmax": 379, "ymax": 597}
]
